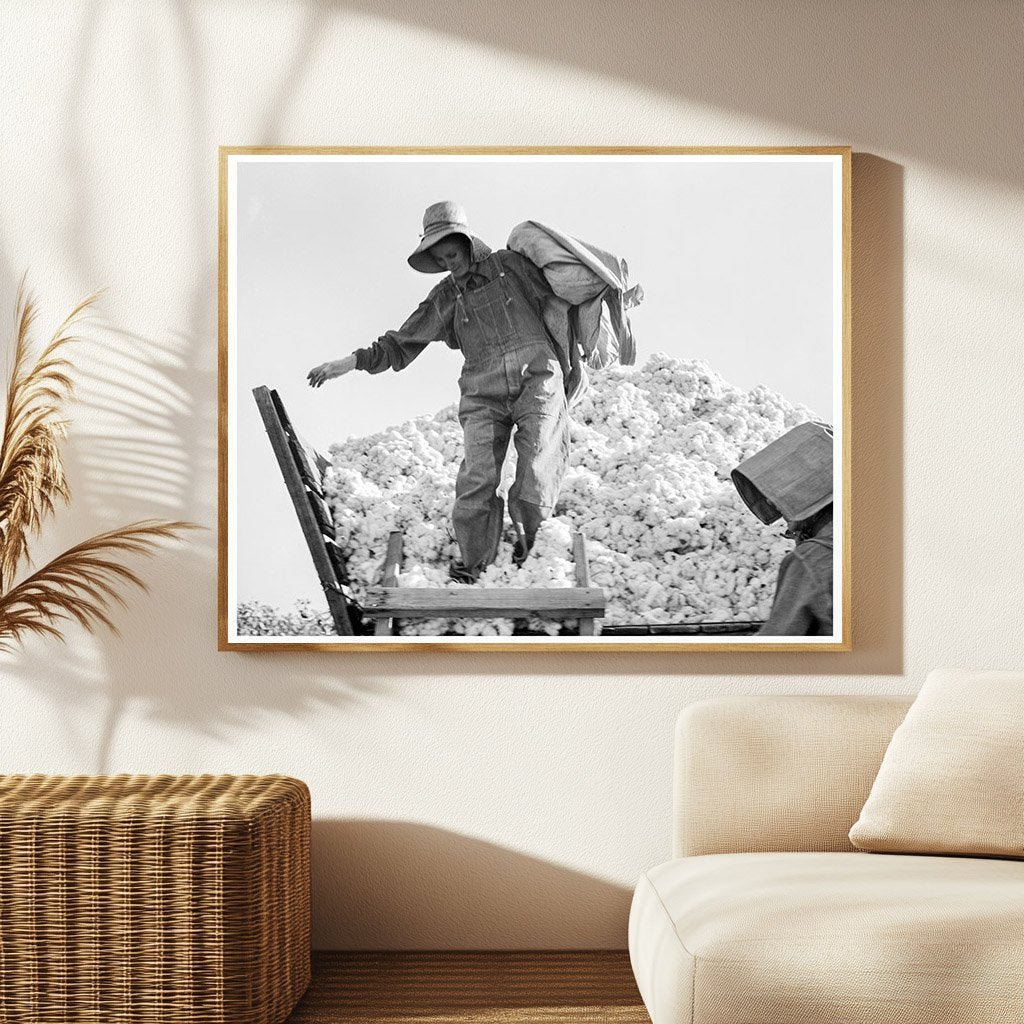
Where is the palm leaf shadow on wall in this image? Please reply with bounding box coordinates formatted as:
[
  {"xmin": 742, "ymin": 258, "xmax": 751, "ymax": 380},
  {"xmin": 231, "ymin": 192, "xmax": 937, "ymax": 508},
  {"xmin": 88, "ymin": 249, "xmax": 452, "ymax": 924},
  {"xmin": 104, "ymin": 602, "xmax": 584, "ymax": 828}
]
[{"xmin": 0, "ymin": 278, "xmax": 197, "ymax": 650}]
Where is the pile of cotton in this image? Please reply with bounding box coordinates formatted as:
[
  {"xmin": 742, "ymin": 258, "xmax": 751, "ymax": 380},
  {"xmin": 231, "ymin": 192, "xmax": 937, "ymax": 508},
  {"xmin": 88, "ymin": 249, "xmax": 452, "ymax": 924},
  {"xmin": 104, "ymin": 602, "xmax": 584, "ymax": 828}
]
[{"xmin": 322, "ymin": 354, "xmax": 814, "ymax": 636}]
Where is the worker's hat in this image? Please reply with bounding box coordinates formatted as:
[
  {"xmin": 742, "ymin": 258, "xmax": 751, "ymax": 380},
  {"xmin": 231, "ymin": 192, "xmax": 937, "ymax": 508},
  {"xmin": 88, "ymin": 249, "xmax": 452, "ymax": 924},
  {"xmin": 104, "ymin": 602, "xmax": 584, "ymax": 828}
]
[
  {"xmin": 408, "ymin": 201, "xmax": 493, "ymax": 273},
  {"xmin": 731, "ymin": 422, "xmax": 834, "ymax": 525}
]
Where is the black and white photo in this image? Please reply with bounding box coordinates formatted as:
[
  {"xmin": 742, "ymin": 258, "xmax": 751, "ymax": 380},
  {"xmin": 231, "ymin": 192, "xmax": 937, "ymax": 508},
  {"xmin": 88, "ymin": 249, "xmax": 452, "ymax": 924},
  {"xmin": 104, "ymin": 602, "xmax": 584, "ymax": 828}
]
[{"xmin": 219, "ymin": 148, "xmax": 850, "ymax": 650}]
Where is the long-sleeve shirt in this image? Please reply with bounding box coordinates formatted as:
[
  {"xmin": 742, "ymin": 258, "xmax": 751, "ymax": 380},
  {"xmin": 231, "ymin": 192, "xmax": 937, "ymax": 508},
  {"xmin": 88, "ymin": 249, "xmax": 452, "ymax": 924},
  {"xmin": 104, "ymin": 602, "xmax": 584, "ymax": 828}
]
[
  {"xmin": 758, "ymin": 522, "xmax": 834, "ymax": 636},
  {"xmin": 354, "ymin": 249, "xmax": 554, "ymax": 374}
]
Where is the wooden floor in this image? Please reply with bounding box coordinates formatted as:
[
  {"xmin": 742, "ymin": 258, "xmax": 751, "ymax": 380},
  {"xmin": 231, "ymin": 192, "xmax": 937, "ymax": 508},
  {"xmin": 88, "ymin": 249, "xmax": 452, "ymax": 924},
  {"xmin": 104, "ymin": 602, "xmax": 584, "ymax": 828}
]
[{"xmin": 286, "ymin": 951, "xmax": 649, "ymax": 1024}]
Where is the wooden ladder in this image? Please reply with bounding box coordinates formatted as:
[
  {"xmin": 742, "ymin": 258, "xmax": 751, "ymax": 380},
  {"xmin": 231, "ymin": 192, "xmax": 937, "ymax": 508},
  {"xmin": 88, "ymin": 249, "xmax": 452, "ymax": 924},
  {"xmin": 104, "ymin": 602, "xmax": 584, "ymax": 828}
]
[
  {"xmin": 364, "ymin": 529, "xmax": 605, "ymax": 637},
  {"xmin": 252, "ymin": 386, "xmax": 357, "ymax": 635}
]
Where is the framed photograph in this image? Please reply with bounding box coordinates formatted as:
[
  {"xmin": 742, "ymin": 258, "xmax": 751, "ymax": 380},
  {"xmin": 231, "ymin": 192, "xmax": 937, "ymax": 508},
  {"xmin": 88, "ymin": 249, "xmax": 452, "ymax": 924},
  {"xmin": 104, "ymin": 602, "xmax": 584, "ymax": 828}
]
[{"xmin": 219, "ymin": 147, "xmax": 850, "ymax": 651}]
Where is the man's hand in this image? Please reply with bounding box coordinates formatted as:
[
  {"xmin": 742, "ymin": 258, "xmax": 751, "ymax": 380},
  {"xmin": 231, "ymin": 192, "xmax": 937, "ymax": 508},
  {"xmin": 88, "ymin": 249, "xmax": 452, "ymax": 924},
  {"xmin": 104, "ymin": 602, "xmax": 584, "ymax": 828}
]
[{"xmin": 307, "ymin": 354, "xmax": 358, "ymax": 388}]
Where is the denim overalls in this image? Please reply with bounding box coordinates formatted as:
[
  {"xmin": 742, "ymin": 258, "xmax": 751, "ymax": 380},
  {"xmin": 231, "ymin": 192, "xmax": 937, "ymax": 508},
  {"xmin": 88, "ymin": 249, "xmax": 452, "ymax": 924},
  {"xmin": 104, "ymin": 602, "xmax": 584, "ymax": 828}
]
[{"xmin": 451, "ymin": 265, "xmax": 570, "ymax": 573}]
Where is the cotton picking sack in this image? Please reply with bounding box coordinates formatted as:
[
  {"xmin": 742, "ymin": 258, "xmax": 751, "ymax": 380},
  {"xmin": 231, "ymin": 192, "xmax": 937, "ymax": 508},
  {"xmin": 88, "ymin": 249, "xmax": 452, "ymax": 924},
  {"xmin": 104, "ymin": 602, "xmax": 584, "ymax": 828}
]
[{"xmin": 507, "ymin": 220, "xmax": 642, "ymax": 404}]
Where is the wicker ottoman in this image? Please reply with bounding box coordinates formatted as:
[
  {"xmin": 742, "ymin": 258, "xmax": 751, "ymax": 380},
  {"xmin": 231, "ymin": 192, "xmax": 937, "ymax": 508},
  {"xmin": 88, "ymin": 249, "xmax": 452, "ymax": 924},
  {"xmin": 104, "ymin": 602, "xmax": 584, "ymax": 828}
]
[{"xmin": 0, "ymin": 774, "xmax": 310, "ymax": 1024}]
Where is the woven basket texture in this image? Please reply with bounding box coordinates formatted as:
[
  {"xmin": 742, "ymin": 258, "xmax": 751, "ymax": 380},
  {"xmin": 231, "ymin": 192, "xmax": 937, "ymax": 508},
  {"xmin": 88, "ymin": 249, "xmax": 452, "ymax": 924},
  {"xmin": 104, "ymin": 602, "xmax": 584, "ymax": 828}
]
[{"xmin": 0, "ymin": 774, "xmax": 310, "ymax": 1024}]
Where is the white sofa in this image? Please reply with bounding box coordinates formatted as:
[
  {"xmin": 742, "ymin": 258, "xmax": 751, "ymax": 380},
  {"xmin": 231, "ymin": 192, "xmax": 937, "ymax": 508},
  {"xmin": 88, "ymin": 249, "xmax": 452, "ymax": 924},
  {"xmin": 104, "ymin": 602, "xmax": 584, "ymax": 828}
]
[{"xmin": 628, "ymin": 695, "xmax": 1024, "ymax": 1024}]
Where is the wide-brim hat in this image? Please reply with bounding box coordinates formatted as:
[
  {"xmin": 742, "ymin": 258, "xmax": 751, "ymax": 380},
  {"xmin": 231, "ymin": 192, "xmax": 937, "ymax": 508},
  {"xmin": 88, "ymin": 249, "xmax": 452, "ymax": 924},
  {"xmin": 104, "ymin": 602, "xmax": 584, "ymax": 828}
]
[
  {"xmin": 731, "ymin": 421, "xmax": 834, "ymax": 525},
  {"xmin": 408, "ymin": 201, "xmax": 492, "ymax": 274}
]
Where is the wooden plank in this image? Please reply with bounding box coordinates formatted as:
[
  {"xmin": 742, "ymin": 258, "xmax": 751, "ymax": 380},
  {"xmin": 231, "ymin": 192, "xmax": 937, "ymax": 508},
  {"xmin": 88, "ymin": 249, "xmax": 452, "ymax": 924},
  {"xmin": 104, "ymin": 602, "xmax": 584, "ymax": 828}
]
[
  {"xmin": 323, "ymin": 536, "xmax": 354, "ymax": 587},
  {"xmin": 364, "ymin": 587, "xmax": 605, "ymax": 619},
  {"xmin": 381, "ymin": 531, "xmax": 403, "ymax": 587},
  {"xmin": 572, "ymin": 531, "xmax": 591, "ymax": 587},
  {"xmin": 572, "ymin": 531, "xmax": 597, "ymax": 637},
  {"xmin": 595, "ymin": 621, "xmax": 765, "ymax": 636},
  {"xmin": 253, "ymin": 386, "xmax": 354, "ymax": 636},
  {"xmin": 270, "ymin": 386, "xmax": 359, "ymax": 590},
  {"xmin": 374, "ymin": 531, "xmax": 404, "ymax": 637},
  {"xmin": 696, "ymin": 620, "xmax": 764, "ymax": 635},
  {"xmin": 295, "ymin": 430, "xmax": 331, "ymax": 480},
  {"xmin": 271, "ymin": 389, "xmax": 331, "ymax": 487},
  {"xmin": 289, "ymin": 435, "xmax": 324, "ymax": 493},
  {"xmin": 306, "ymin": 488, "xmax": 336, "ymax": 538}
]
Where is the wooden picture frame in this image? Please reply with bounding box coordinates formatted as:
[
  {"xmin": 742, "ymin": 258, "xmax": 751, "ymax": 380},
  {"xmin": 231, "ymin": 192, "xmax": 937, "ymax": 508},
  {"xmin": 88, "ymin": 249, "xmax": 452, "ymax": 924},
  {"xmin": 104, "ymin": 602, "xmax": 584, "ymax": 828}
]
[{"xmin": 219, "ymin": 147, "xmax": 851, "ymax": 651}]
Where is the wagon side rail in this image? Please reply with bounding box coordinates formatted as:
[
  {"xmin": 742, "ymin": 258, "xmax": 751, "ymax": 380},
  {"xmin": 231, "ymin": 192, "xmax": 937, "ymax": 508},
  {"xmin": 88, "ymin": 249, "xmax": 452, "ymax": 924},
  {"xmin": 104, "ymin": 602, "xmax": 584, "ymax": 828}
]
[
  {"xmin": 364, "ymin": 530, "xmax": 605, "ymax": 637},
  {"xmin": 253, "ymin": 386, "xmax": 358, "ymax": 636}
]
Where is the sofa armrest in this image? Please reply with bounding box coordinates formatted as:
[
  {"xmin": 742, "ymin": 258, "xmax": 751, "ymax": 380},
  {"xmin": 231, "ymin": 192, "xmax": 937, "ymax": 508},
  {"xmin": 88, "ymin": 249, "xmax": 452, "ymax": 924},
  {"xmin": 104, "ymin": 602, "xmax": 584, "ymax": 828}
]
[{"xmin": 673, "ymin": 695, "xmax": 913, "ymax": 857}]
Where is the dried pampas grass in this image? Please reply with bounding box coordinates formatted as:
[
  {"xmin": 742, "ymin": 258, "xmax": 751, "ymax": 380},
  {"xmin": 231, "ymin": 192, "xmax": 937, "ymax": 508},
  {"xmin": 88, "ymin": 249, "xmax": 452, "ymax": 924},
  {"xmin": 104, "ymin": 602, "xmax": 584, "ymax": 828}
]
[{"xmin": 0, "ymin": 279, "xmax": 195, "ymax": 650}]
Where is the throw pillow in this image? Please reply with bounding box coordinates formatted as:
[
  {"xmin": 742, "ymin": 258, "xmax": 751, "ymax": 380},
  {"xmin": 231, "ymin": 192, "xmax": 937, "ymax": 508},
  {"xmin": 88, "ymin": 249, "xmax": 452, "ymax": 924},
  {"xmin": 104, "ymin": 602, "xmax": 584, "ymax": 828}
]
[{"xmin": 849, "ymin": 669, "xmax": 1024, "ymax": 857}]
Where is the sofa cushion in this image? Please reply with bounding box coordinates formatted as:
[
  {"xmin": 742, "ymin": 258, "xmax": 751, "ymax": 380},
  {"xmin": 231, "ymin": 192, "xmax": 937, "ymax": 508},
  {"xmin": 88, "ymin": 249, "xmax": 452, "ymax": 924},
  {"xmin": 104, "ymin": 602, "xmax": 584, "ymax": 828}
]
[
  {"xmin": 675, "ymin": 696, "xmax": 912, "ymax": 857},
  {"xmin": 849, "ymin": 669, "xmax": 1024, "ymax": 857},
  {"xmin": 629, "ymin": 852, "xmax": 1024, "ymax": 1024}
]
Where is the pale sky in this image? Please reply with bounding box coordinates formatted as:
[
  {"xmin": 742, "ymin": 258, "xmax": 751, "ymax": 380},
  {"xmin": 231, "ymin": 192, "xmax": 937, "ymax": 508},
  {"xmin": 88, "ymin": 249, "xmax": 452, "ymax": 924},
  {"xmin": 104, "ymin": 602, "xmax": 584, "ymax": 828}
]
[{"xmin": 231, "ymin": 154, "xmax": 839, "ymax": 610}]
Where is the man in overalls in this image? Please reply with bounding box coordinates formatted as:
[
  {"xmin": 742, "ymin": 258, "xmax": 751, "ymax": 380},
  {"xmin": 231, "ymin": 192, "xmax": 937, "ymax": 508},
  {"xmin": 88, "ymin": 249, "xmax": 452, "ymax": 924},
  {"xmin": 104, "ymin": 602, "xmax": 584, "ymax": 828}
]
[{"xmin": 308, "ymin": 201, "xmax": 569, "ymax": 583}]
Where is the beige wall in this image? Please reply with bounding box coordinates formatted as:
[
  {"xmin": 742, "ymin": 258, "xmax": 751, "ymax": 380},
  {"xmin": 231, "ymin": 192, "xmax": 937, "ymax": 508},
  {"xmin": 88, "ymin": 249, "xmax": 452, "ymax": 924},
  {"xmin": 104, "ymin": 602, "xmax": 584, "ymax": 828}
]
[{"xmin": 1, "ymin": 1, "xmax": 1021, "ymax": 949}]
